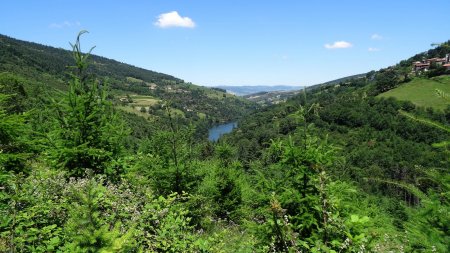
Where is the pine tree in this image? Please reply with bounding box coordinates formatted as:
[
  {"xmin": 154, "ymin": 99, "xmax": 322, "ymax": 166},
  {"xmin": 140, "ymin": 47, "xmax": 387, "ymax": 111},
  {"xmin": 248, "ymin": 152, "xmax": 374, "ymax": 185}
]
[
  {"xmin": 0, "ymin": 93, "xmax": 30, "ymax": 174},
  {"xmin": 62, "ymin": 176, "xmax": 134, "ymax": 252},
  {"xmin": 47, "ymin": 31, "xmax": 128, "ymax": 178}
]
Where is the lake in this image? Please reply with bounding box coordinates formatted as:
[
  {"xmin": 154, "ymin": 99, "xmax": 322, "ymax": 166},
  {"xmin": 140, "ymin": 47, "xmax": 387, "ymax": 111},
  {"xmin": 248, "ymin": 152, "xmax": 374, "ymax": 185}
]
[{"xmin": 208, "ymin": 122, "xmax": 237, "ymax": 141}]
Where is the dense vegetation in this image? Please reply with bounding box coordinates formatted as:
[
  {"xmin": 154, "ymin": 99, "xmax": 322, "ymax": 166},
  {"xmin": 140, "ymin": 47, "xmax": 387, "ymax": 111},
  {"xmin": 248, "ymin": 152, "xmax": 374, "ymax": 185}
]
[
  {"xmin": 1, "ymin": 33, "xmax": 449, "ymax": 252},
  {"xmin": 224, "ymin": 46, "xmax": 450, "ymax": 251}
]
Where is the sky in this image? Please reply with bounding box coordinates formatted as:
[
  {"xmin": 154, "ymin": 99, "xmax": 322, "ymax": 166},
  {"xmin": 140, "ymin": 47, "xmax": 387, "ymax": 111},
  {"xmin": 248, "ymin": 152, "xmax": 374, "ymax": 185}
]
[{"xmin": 1, "ymin": 0, "xmax": 450, "ymax": 87}]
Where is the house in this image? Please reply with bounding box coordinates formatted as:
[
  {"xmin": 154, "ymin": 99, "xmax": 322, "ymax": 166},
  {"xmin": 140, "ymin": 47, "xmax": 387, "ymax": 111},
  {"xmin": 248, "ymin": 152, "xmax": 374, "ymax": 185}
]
[
  {"xmin": 412, "ymin": 54, "xmax": 450, "ymax": 72},
  {"xmin": 413, "ymin": 61, "xmax": 430, "ymax": 71},
  {"xmin": 445, "ymin": 54, "xmax": 450, "ymax": 70},
  {"xmin": 427, "ymin": 57, "xmax": 447, "ymax": 66}
]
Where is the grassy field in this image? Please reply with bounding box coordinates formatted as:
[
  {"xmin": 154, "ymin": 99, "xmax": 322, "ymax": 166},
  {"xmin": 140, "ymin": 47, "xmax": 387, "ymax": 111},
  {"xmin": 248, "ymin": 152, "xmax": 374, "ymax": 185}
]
[
  {"xmin": 117, "ymin": 105, "xmax": 153, "ymax": 119},
  {"xmin": 130, "ymin": 95, "xmax": 160, "ymax": 106},
  {"xmin": 117, "ymin": 94, "xmax": 186, "ymax": 119},
  {"xmin": 378, "ymin": 76, "xmax": 450, "ymax": 110},
  {"xmin": 117, "ymin": 94, "xmax": 160, "ymax": 119}
]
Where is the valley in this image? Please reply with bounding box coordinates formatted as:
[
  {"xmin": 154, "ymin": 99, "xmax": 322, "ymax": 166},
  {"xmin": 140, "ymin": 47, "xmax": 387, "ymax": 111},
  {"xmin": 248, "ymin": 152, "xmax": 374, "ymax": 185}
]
[{"xmin": 1, "ymin": 7, "xmax": 449, "ymax": 251}]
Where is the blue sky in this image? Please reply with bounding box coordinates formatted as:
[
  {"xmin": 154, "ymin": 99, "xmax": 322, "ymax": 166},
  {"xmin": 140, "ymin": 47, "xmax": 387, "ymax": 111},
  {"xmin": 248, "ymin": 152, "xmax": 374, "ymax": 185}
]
[{"xmin": 1, "ymin": 0, "xmax": 450, "ymax": 86}]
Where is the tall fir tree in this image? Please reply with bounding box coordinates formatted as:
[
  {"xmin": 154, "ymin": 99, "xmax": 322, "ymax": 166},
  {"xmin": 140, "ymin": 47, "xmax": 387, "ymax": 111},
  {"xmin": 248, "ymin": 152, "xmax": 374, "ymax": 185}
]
[{"xmin": 47, "ymin": 31, "xmax": 128, "ymax": 178}]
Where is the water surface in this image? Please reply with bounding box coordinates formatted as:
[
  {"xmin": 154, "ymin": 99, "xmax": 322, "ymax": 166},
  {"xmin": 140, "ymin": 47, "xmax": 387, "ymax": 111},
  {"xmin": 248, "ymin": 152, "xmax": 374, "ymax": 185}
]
[{"xmin": 208, "ymin": 122, "xmax": 237, "ymax": 141}]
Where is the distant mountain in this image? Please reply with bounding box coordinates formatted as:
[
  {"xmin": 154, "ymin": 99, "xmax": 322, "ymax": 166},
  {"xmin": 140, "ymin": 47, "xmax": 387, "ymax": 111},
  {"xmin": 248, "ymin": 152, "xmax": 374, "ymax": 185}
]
[{"xmin": 215, "ymin": 85, "xmax": 302, "ymax": 96}]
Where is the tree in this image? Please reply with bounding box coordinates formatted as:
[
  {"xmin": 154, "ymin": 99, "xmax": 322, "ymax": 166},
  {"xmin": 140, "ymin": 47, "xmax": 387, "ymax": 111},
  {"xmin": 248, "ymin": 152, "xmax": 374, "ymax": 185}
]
[
  {"xmin": 0, "ymin": 93, "xmax": 30, "ymax": 173},
  {"xmin": 47, "ymin": 31, "xmax": 128, "ymax": 178},
  {"xmin": 0, "ymin": 73, "xmax": 28, "ymax": 114},
  {"xmin": 62, "ymin": 175, "xmax": 134, "ymax": 252},
  {"xmin": 375, "ymin": 69, "xmax": 399, "ymax": 92},
  {"xmin": 260, "ymin": 133, "xmax": 371, "ymax": 252}
]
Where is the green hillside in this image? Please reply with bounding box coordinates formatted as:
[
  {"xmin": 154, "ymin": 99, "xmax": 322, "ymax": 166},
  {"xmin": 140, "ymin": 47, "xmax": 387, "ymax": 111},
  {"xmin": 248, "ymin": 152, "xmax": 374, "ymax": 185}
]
[
  {"xmin": 0, "ymin": 34, "xmax": 257, "ymax": 124},
  {"xmin": 378, "ymin": 76, "xmax": 450, "ymax": 110},
  {"xmin": 220, "ymin": 43, "xmax": 450, "ymax": 252}
]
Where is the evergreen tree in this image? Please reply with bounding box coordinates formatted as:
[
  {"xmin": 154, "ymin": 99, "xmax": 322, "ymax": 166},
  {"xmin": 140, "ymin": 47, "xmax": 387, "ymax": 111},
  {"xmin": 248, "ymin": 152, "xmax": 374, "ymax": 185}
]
[
  {"xmin": 47, "ymin": 31, "xmax": 128, "ymax": 178},
  {"xmin": 62, "ymin": 175, "xmax": 134, "ymax": 252},
  {"xmin": 0, "ymin": 94, "xmax": 30, "ymax": 174},
  {"xmin": 0, "ymin": 73, "xmax": 28, "ymax": 114}
]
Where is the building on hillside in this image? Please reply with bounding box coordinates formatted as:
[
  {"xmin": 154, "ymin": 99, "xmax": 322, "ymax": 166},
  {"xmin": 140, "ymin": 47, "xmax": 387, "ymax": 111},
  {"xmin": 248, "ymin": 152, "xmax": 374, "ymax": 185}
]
[
  {"xmin": 413, "ymin": 62, "xmax": 430, "ymax": 71},
  {"xmin": 427, "ymin": 57, "xmax": 447, "ymax": 66},
  {"xmin": 445, "ymin": 54, "xmax": 450, "ymax": 70},
  {"xmin": 412, "ymin": 54, "xmax": 450, "ymax": 72}
]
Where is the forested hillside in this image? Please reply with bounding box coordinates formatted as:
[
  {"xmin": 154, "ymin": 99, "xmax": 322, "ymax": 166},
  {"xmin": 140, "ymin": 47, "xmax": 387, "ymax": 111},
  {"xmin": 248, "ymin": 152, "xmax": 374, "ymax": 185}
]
[
  {"xmin": 1, "ymin": 33, "xmax": 449, "ymax": 252},
  {"xmin": 0, "ymin": 33, "xmax": 257, "ymax": 127},
  {"xmin": 224, "ymin": 42, "xmax": 450, "ymax": 251}
]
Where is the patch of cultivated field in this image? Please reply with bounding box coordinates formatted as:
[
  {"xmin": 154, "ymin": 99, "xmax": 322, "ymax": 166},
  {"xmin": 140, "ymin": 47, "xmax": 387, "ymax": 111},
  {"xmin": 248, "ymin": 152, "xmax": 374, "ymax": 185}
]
[{"xmin": 378, "ymin": 76, "xmax": 450, "ymax": 110}]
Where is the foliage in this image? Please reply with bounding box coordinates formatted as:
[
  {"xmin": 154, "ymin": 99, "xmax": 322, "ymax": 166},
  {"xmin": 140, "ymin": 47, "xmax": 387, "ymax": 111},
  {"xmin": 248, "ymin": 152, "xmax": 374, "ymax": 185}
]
[
  {"xmin": 61, "ymin": 174, "xmax": 134, "ymax": 252},
  {"xmin": 0, "ymin": 73, "xmax": 28, "ymax": 114},
  {"xmin": 223, "ymin": 65, "xmax": 448, "ymax": 251},
  {"xmin": 375, "ymin": 68, "xmax": 399, "ymax": 93},
  {"xmin": 46, "ymin": 31, "xmax": 129, "ymax": 178},
  {"xmin": 133, "ymin": 114, "xmax": 198, "ymax": 195},
  {"xmin": 0, "ymin": 167, "xmax": 67, "ymax": 252},
  {"xmin": 0, "ymin": 93, "xmax": 31, "ymax": 174},
  {"xmin": 136, "ymin": 193, "xmax": 199, "ymax": 252}
]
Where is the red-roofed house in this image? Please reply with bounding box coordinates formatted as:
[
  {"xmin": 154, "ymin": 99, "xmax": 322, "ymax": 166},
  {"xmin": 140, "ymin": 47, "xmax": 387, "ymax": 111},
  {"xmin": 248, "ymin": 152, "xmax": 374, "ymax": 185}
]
[
  {"xmin": 413, "ymin": 54, "xmax": 450, "ymax": 72},
  {"xmin": 413, "ymin": 61, "xmax": 430, "ymax": 71}
]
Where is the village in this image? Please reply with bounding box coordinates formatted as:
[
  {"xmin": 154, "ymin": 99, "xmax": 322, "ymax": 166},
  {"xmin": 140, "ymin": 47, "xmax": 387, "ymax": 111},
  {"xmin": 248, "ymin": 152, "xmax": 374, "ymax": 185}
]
[{"xmin": 412, "ymin": 53, "xmax": 450, "ymax": 72}]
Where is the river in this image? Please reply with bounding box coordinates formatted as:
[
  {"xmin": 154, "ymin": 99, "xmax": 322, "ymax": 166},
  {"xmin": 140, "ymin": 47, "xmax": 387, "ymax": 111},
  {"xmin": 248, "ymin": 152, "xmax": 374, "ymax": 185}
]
[{"xmin": 208, "ymin": 122, "xmax": 237, "ymax": 142}]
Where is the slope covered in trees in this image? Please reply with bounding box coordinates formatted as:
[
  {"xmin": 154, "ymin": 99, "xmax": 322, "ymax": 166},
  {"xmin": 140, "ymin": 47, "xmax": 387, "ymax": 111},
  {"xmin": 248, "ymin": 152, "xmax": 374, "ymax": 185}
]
[
  {"xmin": 1, "ymin": 33, "xmax": 449, "ymax": 252},
  {"xmin": 223, "ymin": 43, "xmax": 450, "ymax": 251},
  {"xmin": 0, "ymin": 33, "xmax": 257, "ymax": 126}
]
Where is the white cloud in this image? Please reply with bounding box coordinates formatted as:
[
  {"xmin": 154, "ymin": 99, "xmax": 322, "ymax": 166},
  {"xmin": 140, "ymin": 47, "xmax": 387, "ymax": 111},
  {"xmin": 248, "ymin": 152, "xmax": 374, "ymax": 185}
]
[
  {"xmin": 368, "ymin": 47, "xmax": 380, "ymax": 52},
  {"xmin": 371, "ymin": 33, "xmax": 383, "ymax": 40},
  {"xmin": 49, "ymin": 21, "xmax": 80, "ymax": 29},
  {"xmin": 324, "ymin": 41, "xmax": 353, "ymax": 49},
  {"xmin": 154, "ymin": 11, "xmax": 195, "ymax": 28}
]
